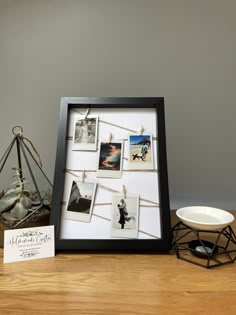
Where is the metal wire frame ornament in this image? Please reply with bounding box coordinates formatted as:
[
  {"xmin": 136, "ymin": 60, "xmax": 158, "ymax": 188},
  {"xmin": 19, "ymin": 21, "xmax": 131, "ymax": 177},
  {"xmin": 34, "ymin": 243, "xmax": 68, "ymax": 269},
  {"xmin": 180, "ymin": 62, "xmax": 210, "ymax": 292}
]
[{"xmin": 0, "ymin": 126, "xmax": 52, "ymax": 228}]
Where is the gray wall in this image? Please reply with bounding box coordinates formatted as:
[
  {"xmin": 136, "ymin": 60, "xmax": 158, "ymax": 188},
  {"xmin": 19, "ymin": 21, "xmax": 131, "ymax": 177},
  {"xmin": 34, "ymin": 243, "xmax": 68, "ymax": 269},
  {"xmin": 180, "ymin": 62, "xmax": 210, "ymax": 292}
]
[{"xmin": 0, "ymin": 0, "xmax": 235, "ymax": 210}]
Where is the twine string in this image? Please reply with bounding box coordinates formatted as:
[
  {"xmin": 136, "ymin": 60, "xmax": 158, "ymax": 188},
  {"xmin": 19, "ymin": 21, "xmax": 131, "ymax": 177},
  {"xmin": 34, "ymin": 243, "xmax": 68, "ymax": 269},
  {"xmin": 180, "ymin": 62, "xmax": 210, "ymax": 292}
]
[
  {"xmin": 60, "ymin": 203, "xmax": 159, "ymax": 239},
  {"xmin": 21, "ymin": 136, "xmax": 43, "ymax": 167},
  {"xmin": 62, "ymin": 201, "xmax": 158, "ymax": 208},
  {"xmin": 70, "ymin": 109, "xmax": 158, "ymax": 140},
  {"xmin": 99, "ymin": 119, "xmax": 136, "ymax": 133},
  {"xmin": 92, "ymin": 213, "xmax": 159, "ymax": 239},
  {"xmin": 94, "ymin": 203, "xmax": 158, "ymax": 208},
  {"xmin": 63, "ymin": 173, "xmax": 159, "ymax": 207},
  {"xmin": 66, "ymin": 168, "xmax": 158, "ymax": 175}
]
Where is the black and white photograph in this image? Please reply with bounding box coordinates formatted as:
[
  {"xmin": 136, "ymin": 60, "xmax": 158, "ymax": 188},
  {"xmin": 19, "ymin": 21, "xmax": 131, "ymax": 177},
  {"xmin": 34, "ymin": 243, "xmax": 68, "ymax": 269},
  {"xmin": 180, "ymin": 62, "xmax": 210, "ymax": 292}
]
[
  {"xmin": 72, "ymin": 114, "xmax": 98, "ymax": 151},
  {"xmin": 64, "ymin": 178, "xmax": 97, "ymax": 223},
  {"xmin": 128, "ymin": 134, "xmax": 154, "ymax": 170},
  {"xmin": 97, "ymin": 141, "xmax": 123, "ymax": 178},
  {"xmin": 111, "ymin": 193, "xmax": 139, "ymax": 238}
]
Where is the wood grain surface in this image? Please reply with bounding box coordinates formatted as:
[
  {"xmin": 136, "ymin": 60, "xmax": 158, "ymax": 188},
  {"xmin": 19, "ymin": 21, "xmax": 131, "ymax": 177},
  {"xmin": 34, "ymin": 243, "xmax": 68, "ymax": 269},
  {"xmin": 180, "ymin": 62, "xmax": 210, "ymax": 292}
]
[{"xmin": 1, "ymin": 211, "xmax": 236, "ymax": 315}]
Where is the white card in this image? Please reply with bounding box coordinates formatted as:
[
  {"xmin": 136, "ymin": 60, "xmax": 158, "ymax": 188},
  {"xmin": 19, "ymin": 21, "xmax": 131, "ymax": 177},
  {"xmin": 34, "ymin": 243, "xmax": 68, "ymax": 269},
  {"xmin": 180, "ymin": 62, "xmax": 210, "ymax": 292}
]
[{"xmin": 3, "ymin": 225, "xmax": 55, "ymax": 264}]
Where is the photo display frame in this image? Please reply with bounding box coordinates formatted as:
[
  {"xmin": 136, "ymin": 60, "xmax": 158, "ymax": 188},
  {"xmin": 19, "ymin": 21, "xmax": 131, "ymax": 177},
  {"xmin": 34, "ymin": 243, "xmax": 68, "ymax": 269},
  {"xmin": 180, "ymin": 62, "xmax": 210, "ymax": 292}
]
[{"xmin": 50, "ymin": 97, "xmax": 171, "ymax": 251}]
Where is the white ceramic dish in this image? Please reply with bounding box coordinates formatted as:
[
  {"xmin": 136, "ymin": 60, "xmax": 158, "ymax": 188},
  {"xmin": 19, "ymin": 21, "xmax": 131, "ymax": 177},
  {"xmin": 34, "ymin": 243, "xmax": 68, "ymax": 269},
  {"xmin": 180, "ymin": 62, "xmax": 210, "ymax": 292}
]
[{"xmin": 176, "ymin": 206, "xmax": 234, "ymax": 231}]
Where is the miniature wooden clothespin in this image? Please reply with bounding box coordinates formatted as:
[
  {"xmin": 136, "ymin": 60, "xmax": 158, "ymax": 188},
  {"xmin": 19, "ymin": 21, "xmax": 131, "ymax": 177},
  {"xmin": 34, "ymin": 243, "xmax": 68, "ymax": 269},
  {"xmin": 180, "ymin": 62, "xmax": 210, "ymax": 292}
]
[
  {"xmin": 81, "ymin": 170, "xmax": 85, "ymax": 183},
  {"xmin": 121, "ymin": 185, "xmax": 127, "ymax": 199},
  {"xmin": 108, "ymin": 132, "xmax": 112, "ymax": 143},
  {"xmin": 139, "ymin": 125, "xmax": 144, "ymax": 135},
  {"xmin": 84, "ymin": 107, "xmax": 90, "ymax": 119}
]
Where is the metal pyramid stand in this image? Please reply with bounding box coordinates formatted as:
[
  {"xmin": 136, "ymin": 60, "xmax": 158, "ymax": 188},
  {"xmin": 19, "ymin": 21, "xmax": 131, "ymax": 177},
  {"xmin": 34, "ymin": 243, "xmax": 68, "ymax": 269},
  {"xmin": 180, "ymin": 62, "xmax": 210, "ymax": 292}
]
[{"xmin": 0, "ymin": 126, "xmax": 52, "ymax": 229}]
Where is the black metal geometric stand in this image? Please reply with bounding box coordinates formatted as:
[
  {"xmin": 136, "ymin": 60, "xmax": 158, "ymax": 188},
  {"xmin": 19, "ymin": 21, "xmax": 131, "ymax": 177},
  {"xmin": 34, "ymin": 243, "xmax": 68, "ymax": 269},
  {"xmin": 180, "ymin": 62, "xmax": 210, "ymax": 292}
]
[{"xmin": 172, "ymin": 221, "xmax": 236, "ymax": 268}]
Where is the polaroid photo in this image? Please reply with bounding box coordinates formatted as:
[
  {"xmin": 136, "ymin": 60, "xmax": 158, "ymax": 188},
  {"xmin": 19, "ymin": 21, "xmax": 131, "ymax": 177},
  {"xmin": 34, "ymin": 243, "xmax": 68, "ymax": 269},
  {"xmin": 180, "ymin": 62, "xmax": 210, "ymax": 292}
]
[
  {"xmin": 96, "ymin": 141, "xmax": 123, "ymax": 178},
  {"xmin": 64, "ymin": 178, "xmax": 97, "ymax": 223},
  {"xmin": 72, "ymin": 115, "xmax": 98, "ymax": 151},
  {"xmin": 111, "ymin": 193, "xmax": 139, "ymax": 238},
  {"xmin": 128, "ymin": 134, "xmax": 154, "ymax": 170}
]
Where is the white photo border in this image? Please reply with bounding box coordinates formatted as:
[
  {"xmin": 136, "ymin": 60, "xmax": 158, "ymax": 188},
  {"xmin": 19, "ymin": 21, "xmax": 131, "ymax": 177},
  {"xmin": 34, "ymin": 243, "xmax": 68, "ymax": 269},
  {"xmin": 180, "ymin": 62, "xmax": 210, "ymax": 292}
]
[
  {"xmin": 64, "ymin": 177, "xmax": 97, "ymax": 223},
  {"xmin": 128, "ymin": 133, "xmax": 154, "ymax": 170},
  {"xmin": 72, "ymin": 114, "xmax": 98, "ymax": 151},
  {"xmin": 96, "ymin": 140, "xmax": 123, "ymax": 178},
  {"xmin": 111, "ymin": 193, "xmax": 139, "ymax": 239}
]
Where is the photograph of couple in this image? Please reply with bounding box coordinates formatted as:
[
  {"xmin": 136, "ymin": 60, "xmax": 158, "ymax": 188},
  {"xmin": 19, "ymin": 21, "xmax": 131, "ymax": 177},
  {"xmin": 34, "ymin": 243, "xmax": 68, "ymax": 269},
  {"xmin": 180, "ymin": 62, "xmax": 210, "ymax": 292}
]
[{"xmin": 111, "ymin": 194, "xmax": 139, "ymax": 239}]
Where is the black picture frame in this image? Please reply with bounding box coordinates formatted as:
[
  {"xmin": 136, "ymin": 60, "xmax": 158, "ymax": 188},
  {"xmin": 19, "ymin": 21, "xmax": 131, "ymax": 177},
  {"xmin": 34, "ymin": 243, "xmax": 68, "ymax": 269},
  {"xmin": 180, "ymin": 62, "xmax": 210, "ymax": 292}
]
[{"xmin": 50, "ymin": 97, "xmax": 171, "ymax": 251}]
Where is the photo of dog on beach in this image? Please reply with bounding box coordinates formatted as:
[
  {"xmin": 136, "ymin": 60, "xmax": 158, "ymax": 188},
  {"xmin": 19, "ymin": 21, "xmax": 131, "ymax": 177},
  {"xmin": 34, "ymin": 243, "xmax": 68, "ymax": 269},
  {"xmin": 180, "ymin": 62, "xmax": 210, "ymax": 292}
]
[{"xmin": 128, "ymin": 134, "xmax": 154, "ymax": 170}]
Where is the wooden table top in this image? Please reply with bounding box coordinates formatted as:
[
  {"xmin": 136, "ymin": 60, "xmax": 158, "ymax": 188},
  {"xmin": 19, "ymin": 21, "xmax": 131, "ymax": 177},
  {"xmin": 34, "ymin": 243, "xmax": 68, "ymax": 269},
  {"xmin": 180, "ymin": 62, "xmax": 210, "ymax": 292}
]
[{"xmin": 1, "ymin": 211, "xmax": 236, "ymax": 315}]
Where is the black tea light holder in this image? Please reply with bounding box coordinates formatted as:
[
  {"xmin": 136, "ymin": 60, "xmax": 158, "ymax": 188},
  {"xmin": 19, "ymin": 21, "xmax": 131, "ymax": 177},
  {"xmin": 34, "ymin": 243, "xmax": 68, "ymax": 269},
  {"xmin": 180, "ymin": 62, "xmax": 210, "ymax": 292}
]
[{"xmin": 172, "ymin": 221, "xmax": 236, "ymax": 268}]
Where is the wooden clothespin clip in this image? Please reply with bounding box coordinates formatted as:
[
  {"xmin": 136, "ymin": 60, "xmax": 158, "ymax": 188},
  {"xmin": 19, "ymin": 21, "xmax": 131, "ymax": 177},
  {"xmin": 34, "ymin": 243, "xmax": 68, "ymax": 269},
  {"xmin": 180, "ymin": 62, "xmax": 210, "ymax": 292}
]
[
  {"xmin": 81, "ymin": 170, "xmax": 85, "ymax": 183},
  {"xmin": 84, "ymin": 107, "xmax": 90, "ymax": 119},
  {"xmin": 108, "ymin": 132, "xmax": 112, "ymax": 143},
  {"xmin": 139, "ymin": 125, "xmax": 144, "ymax": 135},
  {"xmin": 121, "ymin": 185, "xmax": 127, "ymax": 199}
]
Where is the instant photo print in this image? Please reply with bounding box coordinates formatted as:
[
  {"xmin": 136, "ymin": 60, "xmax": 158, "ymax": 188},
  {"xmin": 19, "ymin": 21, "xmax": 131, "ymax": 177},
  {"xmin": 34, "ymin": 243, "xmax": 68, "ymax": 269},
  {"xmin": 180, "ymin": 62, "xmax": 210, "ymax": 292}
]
[
  {"xmin": 64, "ymin": 178, "xmax": 97, "ymax": 223},
  {"xmin": 111, "ymin": 193, "xmax": 139, "ymax": 239},
  {"xmin": 72, "ymin": 114, "xmax": 98, "ymax": 151},
  {"xmin": 128, "ymin": 134, "xmax": 154, "ymax": 170},
  {"xmin": 97, "ymin": 141, "xmax": 123, "ymax": 178}
]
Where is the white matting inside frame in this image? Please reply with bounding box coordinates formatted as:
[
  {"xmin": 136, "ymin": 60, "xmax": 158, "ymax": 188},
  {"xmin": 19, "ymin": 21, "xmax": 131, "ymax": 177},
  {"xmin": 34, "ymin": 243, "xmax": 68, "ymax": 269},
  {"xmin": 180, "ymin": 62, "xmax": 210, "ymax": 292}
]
[{"xmin": 59, "ymin": 107, "xmax": 161, "ymax": 240}]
